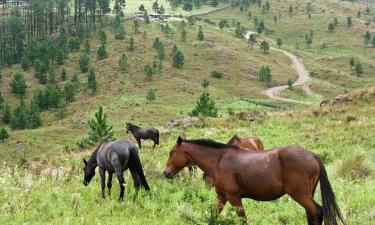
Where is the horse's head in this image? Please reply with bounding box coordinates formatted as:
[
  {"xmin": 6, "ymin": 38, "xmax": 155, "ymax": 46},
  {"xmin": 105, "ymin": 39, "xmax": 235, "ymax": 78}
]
[
  {"xmin": 125, "ymin": 122, "xmax": 131, "ymax": 134},
  {"xmin": 82, "ymin": 159, "xmax": 96, "ymax": 186},
  {"xmin": 164, "ymin": 136, "xmax": 190, "ymax": 179}
]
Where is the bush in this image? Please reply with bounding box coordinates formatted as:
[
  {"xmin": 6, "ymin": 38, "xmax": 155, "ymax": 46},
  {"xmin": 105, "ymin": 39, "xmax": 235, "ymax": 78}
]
[
  {"xmin": 337, "ymin": 151, "xmax": 374, "ymax": 180},
  {"xmin": 210, "ymin": 70, "xmax": 223, "ymax": 79}
]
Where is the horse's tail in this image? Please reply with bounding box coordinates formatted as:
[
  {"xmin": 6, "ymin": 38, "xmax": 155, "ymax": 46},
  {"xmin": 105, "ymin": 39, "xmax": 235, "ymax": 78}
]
[
  {"xmin": 132, "ymin": 151, "xmax": 150, "ymax": 191},
  {"xmin": 315, "ymin": 155, "xmax": 345, "ymax": 225}
]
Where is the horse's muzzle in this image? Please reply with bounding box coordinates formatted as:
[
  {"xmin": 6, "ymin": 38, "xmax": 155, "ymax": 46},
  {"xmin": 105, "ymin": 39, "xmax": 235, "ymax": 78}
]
[
  {"xmin": 164, "ymin": 171, "xmax": 174, "ymax": 179},
  {"xmin": 83, "ymin": 180, "xmax": 89, "ymax": 186}
]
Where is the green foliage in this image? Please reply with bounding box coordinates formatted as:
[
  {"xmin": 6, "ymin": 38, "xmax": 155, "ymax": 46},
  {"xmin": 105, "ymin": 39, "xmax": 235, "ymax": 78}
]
[
  {"xmin": 248, "ymin": 33, "xmax": 257, "ymax": 48},
  {"xmin": 10, "ymin": 101, "xmax": 28, "ymax": 130},
  {"xmin": 1, "ymin": 103, "xmax": 11, "ymax": 124},
  {"xmin": 133, "ymin": 20, "xmax": 140, "ymax": 34},
  {"xmin": 355, "ymin": 62, "xmax": 363, "ymax": 76},
  {"xmin": 68, "ymin": 37, "xmax": 80, "ymax": 51},
  {"xmin": 61, "ymin": 67, "xmax": 67, "ymax": 81},
  {"xmin": 55, "ymin": 98, "xmax": 67, "ymax": 119},
  {"xmin": 63, "ymin": 82, "xmax": 76, "ymax": 103},
  {"xmin": 20, "ymin": 55, "xmax": 30, "ymax": 71},
  {"xmin": 277, "ymin": 38, "xmax": 283, "ymax": 48},
  {"xmin": 119, "ymin": 54, "xmax": 129, "ymax": 72},
  {"xmin": 258, "ymin": 65, "xmax": 272, "ymax": 85},
  {"xmin": 79, "ymin": 54, "xmax": 90, "ymax": 73},
  {"xmin": 48, "ymin": 64, "xmax": 56, "ymax": 83},
  {"xmin": 260, "ymin": 41, "xmax": 270, "ymax": 53},
  {"xmin": 181, "ymin": 28, "xmax": 187, "ymax": 42},
  {"xmin": 219, "ymin": 19, "xmax": 227, "ymax": 30},
  {"xmin": 349, "ymin": 58, "xmax": 356, "ymax": 70},
  {"xmin": 328, "ymin": 22, "xmax": 335, "ymax": 32},
  {"xmin": 97, "ymin": 44, "xmax": 108, "ymax": 60},
  {"xmin": 347, "ymin": 16, "xmax": 352, "ymax": 27},
  {"xmin": 287, "ymin": 79, "xmax": 293, "ymax": 90},
  {"xmin": 34, "ymin": 59, "xmax": 48, "ymax": 84},
  {"xmin": 98, "ymin": 29, "xmax": 107, "ymax": 45},
  {"xmin": 0, "ymin": 127, "xmax": 9, "ymax": 142},
  {"xmin": 10, "ymin": 72, "xmax": 27, "ymax": 98},
  {"xmin": 139, "ymin": 4, "xmax": 145, "ymax": 11},
  {"xmin": 201, "ymin": 79, "xmax": 210, "ymax": 89},
  {"xmin": 128, "ymin": 36, "xmax": 136, "ymax": 51},
  {"xmin": 172, "ymin": 46, "xmax": 184, "ymax": 69},
  {"xmin": 304, "ymin": 30, "xmax": 313, "ymax": 48},
  {"xmin": 86, "ymin": 106, "xmax": 115, "ymax": 145},
  {"xmin": 364, "ymin": 31, "xmax": 371, "ymax": 46},
  {"xmin": 87, "ymin": 69, "xmax": 97, "ymax": 94},
  {"xmin": 144, "ymin": 64, "xmax": 153, "ymax": 81},
  {"xmin": 210, "ymin": 70, "xmax": 223, "ymax": 79},
  {"xmin": 190, "ymin": 91, "xmax": 218, "ymax": 117},
  {"xmin": 84, "ymin": 39, "xmax": 91, "ymax": 54},
  {"xmin": 146, "ymin": 89, "xmax": 156, "ymax": 103},
  {"xmin": 197, "ymin": 25, "xmax": 204, "ymax": 41}
]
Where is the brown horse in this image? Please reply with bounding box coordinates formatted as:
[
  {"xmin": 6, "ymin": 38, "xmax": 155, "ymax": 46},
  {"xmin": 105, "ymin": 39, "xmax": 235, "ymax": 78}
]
[
  {"xmin": 227, "ymin": 135, "xmax": 264, "ymax": 151},
  {"xmin": 164, "ymin": 137, "xmax": 345, "ymax": 225}
]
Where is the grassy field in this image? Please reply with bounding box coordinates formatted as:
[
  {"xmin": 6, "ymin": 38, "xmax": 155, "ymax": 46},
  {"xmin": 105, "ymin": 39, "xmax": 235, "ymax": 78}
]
[{"xmin": 1, "ymin": 91, "xmax": 374, "ymax": 224}]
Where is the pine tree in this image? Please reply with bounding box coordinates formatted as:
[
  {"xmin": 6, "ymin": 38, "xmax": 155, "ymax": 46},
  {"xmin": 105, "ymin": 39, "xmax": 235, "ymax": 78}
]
[
  {"xmin": 144, "ymin": 64, "xmax": 153, "ymax": 81},
  {"xmin": 355, "ymin": 63, "xmax": 363, "ymax": 76},
  {"xmin": 277, "ymin": 38, "xmax": 283, "ymax": 48},
  {"xmin": 98, "ymin": 30, "xmax": 107, "ymax": 45},
  {"xmin": 79, "ymin": 54, "xmax": 90, "ymax": 73},
  {"xmin": 10, "ymin": 101, "xmax": 28, "ymax": 130},
  {"xmin": 287, "ymin": 79, "xmax": 293, "ymax": 90},
  {"xmin": 172, "ymin": 50, "xmax": 184, "ymax": 68},
  {"xmin": 190, "ymin": 91, "xmax": 218, "ymax": 117},
  {"xmin": 364, "ymin": 31, "xmax": 371, "ymax": 46},
  {"xmin": 197, "ymin": 25, "xmax": 204, "ymax": 41},
  {"xmin": 64, "ymin": 82, "xmax": 76, "ymax": 102},
  {"xmin": 35, "ymin": 59, "xmax": 48, "ymax": 84},
  {"xmin": 55, "ymin": 98, "xmax": 67, "ymax": 119},
  {"xmin": 260, "ymin": 41, "xmax": 270, "ymax": 53},
  {"xmin": 2, "ymin": 103, "xmax": 11, "ymax": 124},
  {"xmin": 248, "ymin": 34, "xmax": 257, "ymax": 48},
  {"xmin": 347, "ymin": 16, "xmax": 352, "ymax": 28},
  {"xmin": 258, "ymin": 65, "xmax": 272, "ymax": 85},
  {"xmin": 201, "ymin": 79, "xmax": 210, "ymax": 89},
  {"xmin": 128, "ymin": 36, "xmax": 136, "ymax": 51},
  {"xmin": 88, "ymin": 69, "xmax": 97, "ymax": 94},
  {"xmin": 97, "ymin": 44, "xmax": 108, "ymax": 60},
  {"xmin": 219, "ymin": 20, "xmax": 227, "ymax": 30},
  {"xmin": 181, "ymin": 28, "xmax": 187, "ymax": 42},
  {"xmin": 0, "ymin": 127, "xmax": 9, "ymax": 142},
  {"xmin": 119, "ymin": 54, "xmax": 129, "ymax": 72},
  {"xmin": 86, "ymin": 106, "xmax": 115, "ymax": 145},
  {"xmin": 146, "ymin": 89, "xmax": 156, "ymax": 103},
  {"xmin": 371, "ymin": 34, "xmax": 375, "ymax": 48},
  {"xmin": 61, "ymin": 67, "xmax": 67, "ymax": 81},
  {"xmin": 157, "ymin": 61, "xmax": 163, "ymax": 74},
  {"xmin": 27, "ymin": 103, "xmax": 42, "ymax": 129},
  {"xmin": 133, "ymin": 20, "xmax": 140, "ymax": 34},
  {"xmin": 20, "ymin": 55, "xmax": 30, "ymax": 71},
  {"xmin": 328, "ymin": 22, "xmax": 335, "ymax": 32},
  {"xmin": 48, "ymin": 64, "xmax": 56, "ymax": 83},
  {"xmin": 84, "ymin": 39, "xmax": 91, "ymax": 54},
  {"xmin": 10, "ymin": 73, "xmax": 27, "ymax": 98},
  {"xmin": 349, "ymin": 58, "xmax": 356, "ymax": 70}
]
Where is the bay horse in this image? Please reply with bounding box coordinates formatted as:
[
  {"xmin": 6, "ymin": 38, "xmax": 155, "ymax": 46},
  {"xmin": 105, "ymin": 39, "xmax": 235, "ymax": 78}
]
[
  {"xmin": 126, "ymin": 122, "xmax": 159, "ymax": 149},
  {"xmin": 83, "ymin": 140, "xmax": 150, "ymax": 201},
  {"xmin": 164, "ymin": 137, "xmax": 345, "ymax": 225},
  {"xmin": 227, "ymin": 135, "xmax": 264, "ymax": 151}
]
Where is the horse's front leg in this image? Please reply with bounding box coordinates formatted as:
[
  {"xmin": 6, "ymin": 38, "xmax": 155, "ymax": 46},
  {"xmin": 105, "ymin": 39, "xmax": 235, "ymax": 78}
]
[
  {"xmin": 115, "ymin": 171, "xmax": 126, "ymax": 201},
  {"xmin": 99, "ymin": 167, "xmax": 106, "ymax": 199},
  {"xmin": 107, "ymin": 172, "xmax": 113, "ymax": 196},
  {"xmin": 136, "ymin": 138, "xmax": 142, "ymax": 149},
  {"xmin": 216, "ymin": 193, "xmax": 227, "ymax": 213}
]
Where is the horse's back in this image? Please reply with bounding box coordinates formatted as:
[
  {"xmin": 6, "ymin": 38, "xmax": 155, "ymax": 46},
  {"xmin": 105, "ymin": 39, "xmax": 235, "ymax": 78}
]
[{"xmin": 98, "ymin": 140, "xmax": 138, "ymax": 171}]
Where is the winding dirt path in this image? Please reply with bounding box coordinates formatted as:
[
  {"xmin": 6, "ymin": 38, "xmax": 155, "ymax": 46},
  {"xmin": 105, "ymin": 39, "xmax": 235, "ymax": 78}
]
[{"xmin": 245, "ymin": 31, "xmax": 313, "ymax": 104}]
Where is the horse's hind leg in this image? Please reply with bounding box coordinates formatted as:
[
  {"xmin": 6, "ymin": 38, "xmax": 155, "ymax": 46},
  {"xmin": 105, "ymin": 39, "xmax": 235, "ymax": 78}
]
[
  {"xmin": 115, "ymin": 172, "xmax": 126, "ymax": 201},
  {"xmin": 136, "ymin": 138, "xmax": 142, "ymax": 149},
  {"xmin": 130, "ymin": 168, "xmax": 141, "ymax": 201},
  {"xmin": 107, "ymin": 172, "xmax": 113, "ymax": 196},
  {"xmin": 99, "ymin": 167, "xmax": 106, "ymax": 199},
  {"xmin": 290, "ymin": 194, "xmax": 322, "ymax": 225}
]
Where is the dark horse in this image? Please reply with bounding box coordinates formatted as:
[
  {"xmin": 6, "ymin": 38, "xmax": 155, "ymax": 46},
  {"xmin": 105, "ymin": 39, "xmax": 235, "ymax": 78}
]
[
  {"xmin": 83, "ymin": 140, "xmax": 150, "ymax": 201},
  {"xmin": 164, "ymin": 137, "xmax": 345, "ymax": 225},
  {"xmin": 126, "ymin": 122, "xmax": 159, "ymax": 149}
]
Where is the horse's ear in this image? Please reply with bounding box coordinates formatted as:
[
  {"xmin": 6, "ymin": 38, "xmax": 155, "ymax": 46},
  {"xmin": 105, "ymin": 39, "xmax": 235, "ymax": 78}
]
[
  {"xmin": 83, "ymin": 159, "xmax": 87, "ymax": 165},
  {"xmin": 177, "ymin": 136, "xmax": 183, "ymax": 145}
]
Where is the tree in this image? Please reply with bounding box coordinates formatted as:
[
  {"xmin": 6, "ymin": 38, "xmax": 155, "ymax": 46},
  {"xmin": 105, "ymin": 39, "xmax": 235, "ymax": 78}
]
[
  {"xmin": 333, "ymin": 17, "xmax": 338, "ymax": 26},
  {"xmin": 48, "ymin": 64, "xmax": 56, "ymax": 83},
  {"xmin": 97, "ymin": 44, "xmax": 108, "ymax": 60},
  {"xmin": 144, "ymin": 64, "xmax": 153, "ymax": 81},
  {"xmin": 172, "ymin": 50, "xmax": 184, "ymax": 68},
  {"xmin": 86, "ymin": 106, "xmax": 115, "ymax": 145},
  {"xmin": 328, "ymin": 22, "xmax": 335, "ymax": 32},
  {"xmin": 260, "ymin": 41, "xmax": 270, "ymax": 53},
  {"xmin": 152, "ymin": 0, "xmax": 159, "ymax": 13},
  {"xmin": 139, "ymin": 4, "xmax": 145, "ymax": 11},
  {"xmin": 0, "ymin": 128, "xmax": 9, "ymax": 142},
  {"xmin": 364, "ymin": 31, "xmax": 371, "ymax": 46},
  {"xmin": 84, "ymin": 39, "xmax": 91, "ymax": 54},
  {"xmin": 20, "ymin": 55, "xmax": 30, "ymax": 71},
  {"xmin": 157, "ymin": 61, "xmax": 163, "ymax": 74},
  {"xmin": 355, "ymin": 63, "xmax": 363, "ymax": 76},
  {"xmin": 372, "ymin": 34, "xmax": 375, "ymax": 48},
  {"xmin": 2, "ymin": 103, "xmax": 11, "ymax": 124},
  {"xmin": 79, "ymin": 54, "xmax": 90, "ymax": 73},
  {"xmin": 248, "ymin": 34, "xmax": 257, "ymax": 48},
  {"xmin": 10, "ymin": 102, "xmax": 28, "ymax": 130},
  {"xmin": 133, "ymin": 20, "xmax": 140, "ymax": 34},
  {"xmin": 211, "ymin": 0, "xmax": 218, "ymax": 7},
  {"xmin": 305, "ymin": 30, "xmax": 313, "ymax": 48},
  {"xmin": 219, "ymin": 20, "xmax": 227, "ymax": 30},
  {"xmin": 190, "ymin": 91, "xmax": 218, "ymax": 117},
  {"xmin": 128, "ymin": 36, "xmax": 136, "ymax": 51},
  {"xmin": 277, "ymin": 38, "xmax": 283, "ymax": 48},
  {"xmin": 287, "ymin": 79, "xmax": 293, "ymax": 90},
  {"xmin": 55, "ymin": 99, "xmax": 67, "ymax": 119},
  {"xmin": 64, "ymin": 82, "xmax": 76, "ymax": 102},
  {"xmin": 235, "ymin": 22, "xmax": 244, "ymax": 38},
  {"xmin": 88, "ymin": 69, "xmax": 97, "ymax": 94},
  {"xmin": 27, "ymin": 103, "xmax": 42, "ymax": 129},
  {"xmin": 258, "ymin": 65, "xmax": 272, "ymax": 85},
  {"xmin": 349, "ymin": 58, "xmax": 356, "ymax": 70},
  {"xmin": 35, "ymin": 59, "xmax": 48, "ymax": 84},
  {"xmin": 10, "ymin": 73, "xmax": 27, "ymax": 98},
  {"xmin": 158, "ymin": 4, "xmax": 165, "ymax": 14},
  {"xmin": 119, "ymin": 54, "xmax": 128, "ymax": 72},
  {"xmin": 98, "ymin": 30, "xmax": 107, "ymax": 45},
  {"xmin": 181, "ymin": 28, "xmax": 187, "ymax": 42},
  {"xmin": 146, "ymin": 89, "xmax": 156, "ymax": 103},
  {"xmin": 197, "ymin": 25, "xmax": 204, "ymax": 40},
  {"xmin": 289, "ymin": 5, "xmax": 293, "ymax": 17},
  {"xmin": 201, "ymin": 79, "xmax": 210, "ymax": 89},
  {"xmin": 61, "ymin": 67, "xmax": 67, "ymax": 81},
  {"xmin": 347, "ymin": 16, "xmax": 352, "ymax": 28}
]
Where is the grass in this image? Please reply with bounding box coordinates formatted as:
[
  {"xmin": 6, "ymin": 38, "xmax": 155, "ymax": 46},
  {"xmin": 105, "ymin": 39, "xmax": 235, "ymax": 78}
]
[{"xmin": 0, "ymin": 95, "xmax": 375, "ymax": 224}]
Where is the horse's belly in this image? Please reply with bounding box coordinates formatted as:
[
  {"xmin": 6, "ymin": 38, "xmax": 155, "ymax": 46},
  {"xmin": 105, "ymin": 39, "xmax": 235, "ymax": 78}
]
[
  {"xmin": 244, "ymin": 190, "xmax": 285, "ymax": 201},
  {"xmin": 241, "ymin": 179, "xmax": 285, "ymax": 201}
]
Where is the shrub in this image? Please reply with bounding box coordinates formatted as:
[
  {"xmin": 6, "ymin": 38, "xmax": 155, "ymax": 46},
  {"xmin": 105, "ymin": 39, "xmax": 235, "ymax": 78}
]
[
  {"xmin": 337, "ymin": 151, "xmax": 374, "ymax": 180},
  {"xmin": 210, "ymin": 70, "xmax": 223, "ymax": 79}
]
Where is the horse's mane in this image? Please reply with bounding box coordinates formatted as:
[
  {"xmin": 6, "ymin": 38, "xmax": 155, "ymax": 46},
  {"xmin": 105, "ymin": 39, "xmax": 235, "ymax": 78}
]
[
  {"xmin": 88, "ymin": 140, "xmax": 110, "ymax": 164},
  {"xmin": 183, "ymin": 139, "xmax": 237, "ymax": 149},
  {"xmin": 128, "ymin": 123, "xmax": 141, "ymax": 129},
  {"xmin": 227, "ymin": 135, "xmax": 240, "ymax": 145}
]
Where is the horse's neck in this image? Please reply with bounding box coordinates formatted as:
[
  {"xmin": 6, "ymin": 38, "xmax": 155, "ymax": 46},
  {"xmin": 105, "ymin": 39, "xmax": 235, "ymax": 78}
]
[
  {"xmin": 89, "ymin": 149, "xmax": 99, "ymax": 167},
  {"xmin": 130, "ymin": 126, "xmax": 139, "ymax": 134},
  {"xmin": 184, "ymin": 144, "xmax": 226, "ymax": 181}
]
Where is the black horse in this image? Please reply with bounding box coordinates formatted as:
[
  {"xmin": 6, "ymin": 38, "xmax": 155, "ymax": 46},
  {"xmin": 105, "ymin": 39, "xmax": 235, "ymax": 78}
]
[
  {"xmin": 83, "ymin": 140, "xmax": 150, "ymax": 201},
  {"xmin": 125, "ymin": 122, "xmax": 159, "ymax": 149}
]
